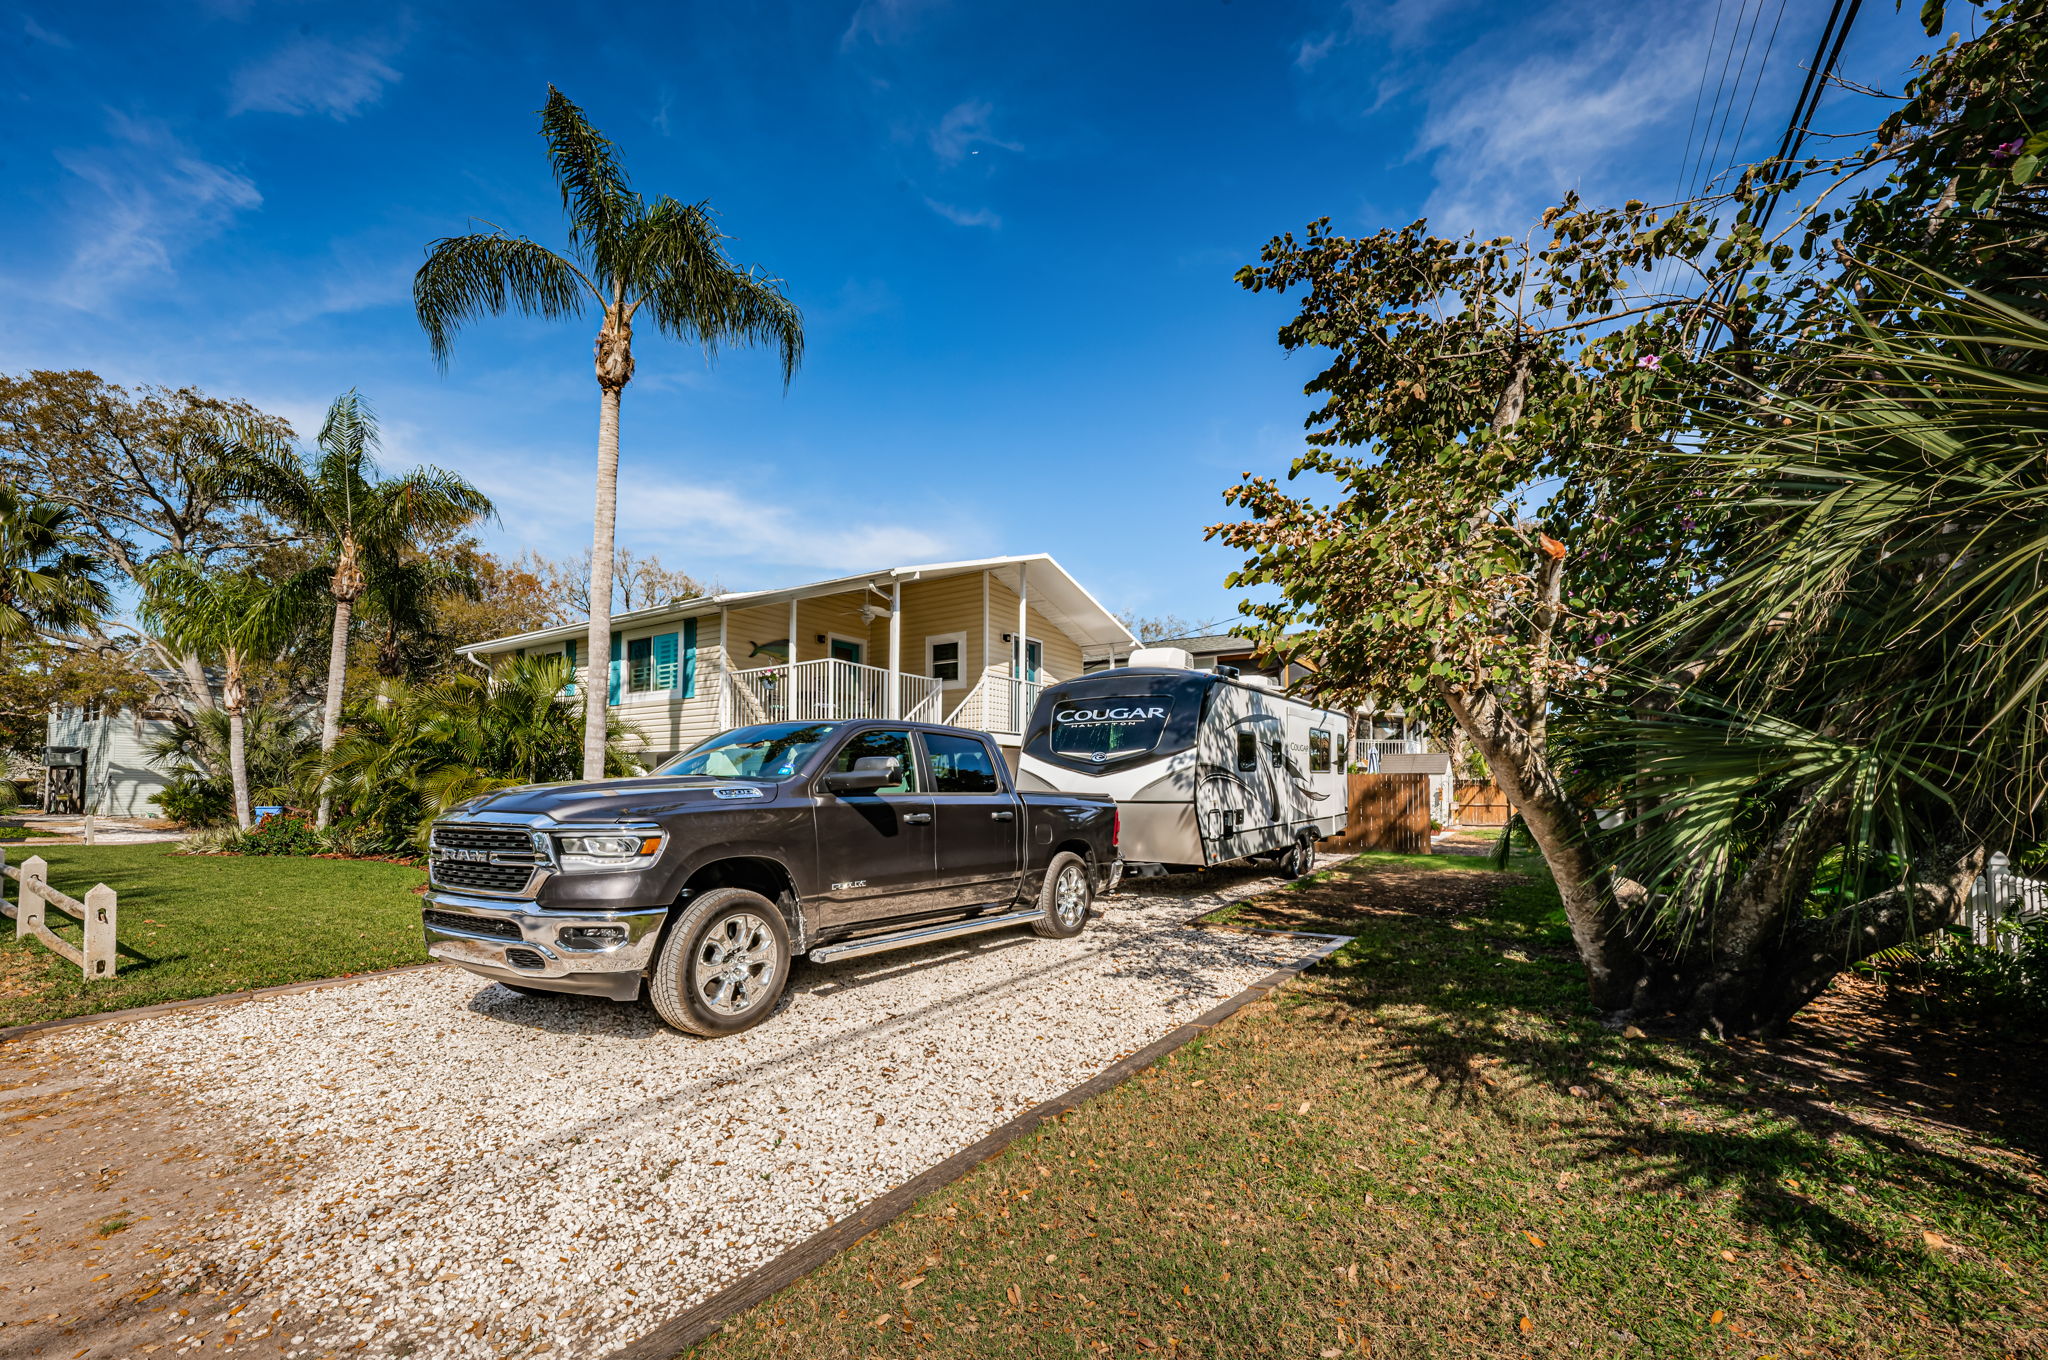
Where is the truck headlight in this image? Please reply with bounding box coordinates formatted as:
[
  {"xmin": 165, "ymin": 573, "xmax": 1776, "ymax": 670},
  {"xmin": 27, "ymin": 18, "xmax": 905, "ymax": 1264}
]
[{"xmin": 552, "ymin": 830, "xmax": 664, "ymax": 873}]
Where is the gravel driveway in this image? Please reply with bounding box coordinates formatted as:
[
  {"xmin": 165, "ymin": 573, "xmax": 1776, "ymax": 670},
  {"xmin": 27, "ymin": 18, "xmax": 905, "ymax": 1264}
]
[{"xmin": 17, "ymin": 863, "xmax": 1335, "ymax": 1360}]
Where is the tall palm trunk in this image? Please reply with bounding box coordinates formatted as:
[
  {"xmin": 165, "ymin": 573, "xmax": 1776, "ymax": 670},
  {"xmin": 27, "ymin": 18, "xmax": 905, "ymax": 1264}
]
[
  {"xmin": 317, "ymin": 534, "xmax": 365, "ymax": 826},
  {"xmin": 585, "ymin": 309, "xmax": 632, "ymax": 781},
  {"xmin": 224, "ymin": 656, "xmax": 252, "ymax": 831}
]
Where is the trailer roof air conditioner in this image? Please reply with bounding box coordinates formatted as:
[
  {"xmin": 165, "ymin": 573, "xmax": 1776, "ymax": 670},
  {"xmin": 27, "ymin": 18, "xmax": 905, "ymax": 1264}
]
[{"xmin": 1128, "ymin": 646, "xmax": 1195, "ymax": 670}]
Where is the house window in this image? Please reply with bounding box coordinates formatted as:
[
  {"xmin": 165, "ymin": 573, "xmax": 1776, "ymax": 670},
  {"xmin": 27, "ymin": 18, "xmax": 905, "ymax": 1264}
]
[
  {"xmin": 828, "ymin": 636, "xmax": 864, "ymax": 665},
  {"xmin": 628, "ymin": 636, "xmax": 654, "ymax": 692},
  {"xmin": 1309, "ymin": 728, "xmax": 1332, "ymax": 773},
  {"xmin": 927, "ymin": 632, "xmax": 967, "ymax": 687},
  {"xmin": 626, "ymin": 631, "xmax": 686, "ymax": 693}
]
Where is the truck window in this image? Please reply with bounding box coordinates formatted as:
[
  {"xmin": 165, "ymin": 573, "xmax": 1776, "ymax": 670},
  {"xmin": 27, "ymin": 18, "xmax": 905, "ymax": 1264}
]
[
  {"xmin": 1052, "ymin": 696, "xmax": 1171, "ymax": 760},
  {"xmin": 829, "ymin": 729, "xmax": 919, "ymax": 793},
  {"xmin": 1309, "ymin": 728, "xmax": 1332, "ymax": 772},
  {"xmin": 925, "ymin": 732, "xmax": 1001, "ymax": 793},
  {"xmin": 659, "ymin": 723, "xmax": 837, "ymax": 778}
]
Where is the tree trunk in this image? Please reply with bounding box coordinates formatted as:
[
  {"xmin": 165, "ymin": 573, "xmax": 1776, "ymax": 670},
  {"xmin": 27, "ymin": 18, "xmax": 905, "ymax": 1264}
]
[
  {"xmin": 225, "ymin": 654, "xmax": 252, "ymax": 832},
  {"xmin": 1437, "ymin": 677, "xmax": 1651, "ymax": 1014},
  {"xmin": 315, "ymin": 594, "xmax": 353, "ymax": 827},
  {"xmin": 583, "ymin": 380, "xmax": 624, "ymax": 781}
]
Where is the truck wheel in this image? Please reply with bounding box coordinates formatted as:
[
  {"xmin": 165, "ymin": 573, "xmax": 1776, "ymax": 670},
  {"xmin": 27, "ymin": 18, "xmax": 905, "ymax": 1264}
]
[
  {"xmin": 647, "ymin": 888, "xmax": 791, "ymax": 1037},
  {"xmin": 1031, "ymin": 852, "xmax": 1093, "ymax": 939}
]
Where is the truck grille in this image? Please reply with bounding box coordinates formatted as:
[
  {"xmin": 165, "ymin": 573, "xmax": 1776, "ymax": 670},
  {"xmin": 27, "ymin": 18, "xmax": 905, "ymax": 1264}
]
[
  {"xmin": 423, "ymin": 909, "xmax": 521, "ymax": 940},
  {"xmin": 429, "ymin": 823, "xmax": 547, "ymax": 896}
]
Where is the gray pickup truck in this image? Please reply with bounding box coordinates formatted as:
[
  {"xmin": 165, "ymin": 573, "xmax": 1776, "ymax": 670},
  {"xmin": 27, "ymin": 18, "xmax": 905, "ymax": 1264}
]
[{"xmin": 421, "ymin": 719, "xmax": 1119, "ymax": 1036}]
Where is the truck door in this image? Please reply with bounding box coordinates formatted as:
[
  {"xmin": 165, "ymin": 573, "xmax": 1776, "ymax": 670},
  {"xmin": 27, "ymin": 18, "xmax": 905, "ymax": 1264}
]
[
  {"xmin": 810, "ymin": 728, "xmax": 939, "ymax": 928},
  {"xmin": 921, "ymin": 730, "xmax": 1021, "ymax": 910}
]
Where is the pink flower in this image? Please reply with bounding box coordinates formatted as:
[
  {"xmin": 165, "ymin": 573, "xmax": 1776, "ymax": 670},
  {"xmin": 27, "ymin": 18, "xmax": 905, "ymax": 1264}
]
[
  {"xmin": 1636, "ymin": 354, "xmax": 1661, "ymax": 369},
  {"xmin": 1992, "ymin": 138, "xmax": 2026, "ymax": 164}
]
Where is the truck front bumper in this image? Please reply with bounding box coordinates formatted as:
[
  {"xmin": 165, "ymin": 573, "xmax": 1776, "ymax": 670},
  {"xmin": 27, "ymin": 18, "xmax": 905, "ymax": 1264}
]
[{"xmin": 422, "ymin": 892, "xmax": 668, "ymax": 1001}]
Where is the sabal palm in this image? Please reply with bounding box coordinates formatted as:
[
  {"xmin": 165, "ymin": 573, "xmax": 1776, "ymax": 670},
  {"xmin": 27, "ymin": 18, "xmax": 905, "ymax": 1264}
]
[
  {"xmin": 141, "ymin": 559, "xmax": 309, "ymax": 830},
  {"xmin": 413, "ymin": 87, "xmax": 803, "ymax": 779},
  {"xmin": 236, "ymin": 391, "xmax": 492, "ymax": 825},
  {"xmin": 0, "ymin": 483, "xmax": 111, "ymax": 645}
]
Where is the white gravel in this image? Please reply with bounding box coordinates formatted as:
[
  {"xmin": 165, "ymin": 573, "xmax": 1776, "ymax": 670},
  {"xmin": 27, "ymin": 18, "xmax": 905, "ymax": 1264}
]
[{"xmin": 36, "ymin": 864, "xmax": 1335, "ymax": 1360}]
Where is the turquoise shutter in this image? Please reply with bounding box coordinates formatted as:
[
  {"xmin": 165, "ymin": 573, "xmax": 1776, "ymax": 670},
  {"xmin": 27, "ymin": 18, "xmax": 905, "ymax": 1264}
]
[
  {"xmin": 607, "ymin": 635, "xmax": 622, "ymax": 705},
  {"xmin": 563, "ymin": 639, "xmax": 578, "ymax": 695},
  {"xmin": 651, "ymin": 631, "xmax": 679, "ymax": 691},
  {"xmin": 681, "ymin": 617, "xmax": 697, "ymax": 698}
]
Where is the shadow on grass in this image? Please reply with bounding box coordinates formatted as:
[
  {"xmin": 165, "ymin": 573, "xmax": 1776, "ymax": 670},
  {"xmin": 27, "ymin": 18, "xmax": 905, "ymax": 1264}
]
[{"xmin": 1287, "ymin": 851, "xmax": 2048, "ymax": 1281}]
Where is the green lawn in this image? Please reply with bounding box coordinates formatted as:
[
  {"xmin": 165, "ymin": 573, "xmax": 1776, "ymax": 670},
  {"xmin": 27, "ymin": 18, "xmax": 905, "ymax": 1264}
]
[
  {"xmin": 0, "ymin": 844, "xmax": 429, "ymax": 1029},
  {"xmin": 692, "ymin": 852, "xmax": 2048, "ymax": 1360}
]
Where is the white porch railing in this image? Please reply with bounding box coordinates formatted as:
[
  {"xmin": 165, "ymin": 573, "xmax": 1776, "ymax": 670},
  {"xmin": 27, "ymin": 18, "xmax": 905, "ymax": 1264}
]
[
  {"xmin": 1356, "ymin": 738, "xmax": 1427, "ymax": 763},
  {"xmin": 722, "ymin": 658, "xmax": 943, "ymax": 726},
  {"xmin": 1964, "ymin": 852, "xmax": 2048, "ymax": 956},
  {"xmin": 945, "ymin": 673, "xmax": 1050, "ymax": 738}
]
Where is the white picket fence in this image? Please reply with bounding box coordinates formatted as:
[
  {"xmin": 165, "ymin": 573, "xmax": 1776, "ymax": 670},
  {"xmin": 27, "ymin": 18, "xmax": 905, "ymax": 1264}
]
[
  {"xmin": 1963, "ymin": 851, "xmax": 2047, "ymax": 956},
  {"xmin": 0, "ymin": 849, "xmax": 119, "ymax": 980}
]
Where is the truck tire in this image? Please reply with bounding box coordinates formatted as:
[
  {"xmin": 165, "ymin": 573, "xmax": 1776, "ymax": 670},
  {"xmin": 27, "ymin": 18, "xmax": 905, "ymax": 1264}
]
[
  {"xmin": 1031, "ymin": 852, "xmax": 1093, "ymax": 939},
  {"xmin": 647, "ymin": 888, "xmax": 792, "ymax": 1037}
]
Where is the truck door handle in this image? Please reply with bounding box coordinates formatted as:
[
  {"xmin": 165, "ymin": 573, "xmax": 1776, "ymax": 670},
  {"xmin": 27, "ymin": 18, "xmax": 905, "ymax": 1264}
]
[
  {"xmin": 990, "ymin": 810, "xmax": 1015, "ymax": 821},
  {"xmin": 902, "ymin": 812, "xmax": 933, "ymax": 825}
]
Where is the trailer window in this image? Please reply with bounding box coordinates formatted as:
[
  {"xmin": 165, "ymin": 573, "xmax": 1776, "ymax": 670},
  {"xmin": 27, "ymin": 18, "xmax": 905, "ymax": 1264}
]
[
  {"xmin": 1237, "ymin": 731, "xmax": 1258, "ymax": 773},
  {"xmin": 1051, "ymin": 697, "xmax": 1171, "ymax": 760},
  {"xmin": 1309, "ymin": 728, "xmax": 1332, "ymax": 773}
]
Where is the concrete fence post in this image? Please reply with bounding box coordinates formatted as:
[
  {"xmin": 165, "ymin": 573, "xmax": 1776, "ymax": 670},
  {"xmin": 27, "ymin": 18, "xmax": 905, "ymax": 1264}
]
[
  {"xmin": 18, "ymin": 854, "xmax": 47, "ymax": 942},
  {"xmin": 85, "ymin": 884, "xmax": 117, "ymax": 977}
]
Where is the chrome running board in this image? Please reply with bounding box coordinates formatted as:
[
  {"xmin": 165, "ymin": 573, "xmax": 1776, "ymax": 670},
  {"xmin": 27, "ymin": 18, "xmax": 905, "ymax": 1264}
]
[{"xmin": 808, "ymin": 908, "xmax": 1042, "ymax": 964}]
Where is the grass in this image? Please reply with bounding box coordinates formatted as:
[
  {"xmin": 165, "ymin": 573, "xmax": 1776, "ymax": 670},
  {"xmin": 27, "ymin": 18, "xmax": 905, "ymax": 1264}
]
[
  {"xmin": 0, "ymin": 843, "xmax": 429, "ymax": 1028},
  {"xmin": 691, "ymin": 851, "xmax": 2048, "ymax": 1360}
]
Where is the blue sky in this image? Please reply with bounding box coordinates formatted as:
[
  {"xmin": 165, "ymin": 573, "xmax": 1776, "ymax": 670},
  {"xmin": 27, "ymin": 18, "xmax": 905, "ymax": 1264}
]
[{"xmin": 2, "ymin": 0, "xmax": 1941, "ymax": 630}]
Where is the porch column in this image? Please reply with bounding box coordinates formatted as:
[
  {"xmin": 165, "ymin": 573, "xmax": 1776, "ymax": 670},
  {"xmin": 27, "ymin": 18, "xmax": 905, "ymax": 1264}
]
[
  {"xmin": 717, "ymin": 608, "xmax": 730, "ymax": 728},
  {"xmin": 1015, "ymin": 561, "xmax": 1029, "ymax": 678},
  {"xmin": 785, "ymin": 597, "xmax": 798, "ymax": 722},
  {"xmin": 886, "ymin": 580, "xmax": 902, "ymax": 718}
]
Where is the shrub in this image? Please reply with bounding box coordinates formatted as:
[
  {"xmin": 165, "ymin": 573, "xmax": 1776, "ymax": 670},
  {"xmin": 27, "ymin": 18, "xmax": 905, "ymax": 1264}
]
[
  {"xmin": 231, "ymin": 815, "xmax": 324, "ymax": 857},
  {"xmin": 151, "ymin": 777, "xmax": 231, "ymax": 828},
  {"xmin": 0, "ymin": 780, "xmax": 18, "ymax": 813},
  {"xmin": 1912, "ymin": 920, "xmax": 2048, "ymax": 1025}
]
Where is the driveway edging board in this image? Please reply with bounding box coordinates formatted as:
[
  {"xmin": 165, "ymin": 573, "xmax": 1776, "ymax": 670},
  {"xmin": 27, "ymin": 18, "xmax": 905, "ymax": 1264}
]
[
  {"xmin": 605, "ymin": 928, "xmax": 1353, "ymax": 1360},
  {"xmin": 0, "ymin": 962, "xmax": 445, "ymax": 1044}
]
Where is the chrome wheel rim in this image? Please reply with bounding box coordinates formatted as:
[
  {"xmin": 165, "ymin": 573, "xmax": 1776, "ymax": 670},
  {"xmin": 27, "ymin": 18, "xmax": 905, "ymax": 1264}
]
[
  {"xmin": 1053, "ymin": 865, "xmax": 1088, "ymax": 929},
  {"xmin": 693, "ymin": 912, "xmax": 778, "ymax": 1015}
]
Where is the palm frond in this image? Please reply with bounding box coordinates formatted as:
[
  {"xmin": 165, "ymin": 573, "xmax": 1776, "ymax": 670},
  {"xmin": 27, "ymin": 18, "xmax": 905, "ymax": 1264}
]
[
  {"xmin": 625, "ymin": 197, "xmax": 805, "ymax": 384},
  {"xmin": 413, "ymin": 232, "xmax": 593, "ymax": 368},
  {"xmin": 540, "ymin": 86, "xmax": 640, "ymax": 263}
]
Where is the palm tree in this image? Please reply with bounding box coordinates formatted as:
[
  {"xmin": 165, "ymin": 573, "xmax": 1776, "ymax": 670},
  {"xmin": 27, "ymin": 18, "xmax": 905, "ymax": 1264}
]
[
  {"xmin": 234, "ymin": 391, "xmax": 492, "ymax": 825},
  {"xmin": 0, "ymin": 483, "xmax": 111, "ymax": 645},
  {"xmin": 413, "ymin": 87, "xmax": 804, "ymax": 779},
  {"xmin": 140, "ymin": 560, "xmax": 308, "ymax": 830}
]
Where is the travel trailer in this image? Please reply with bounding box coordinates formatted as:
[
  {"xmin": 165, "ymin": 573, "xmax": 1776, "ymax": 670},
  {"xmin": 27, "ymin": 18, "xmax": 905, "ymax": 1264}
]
[{"xmin": 1017, "ymin": 648, "xmax": 1349, "ymax": 878}]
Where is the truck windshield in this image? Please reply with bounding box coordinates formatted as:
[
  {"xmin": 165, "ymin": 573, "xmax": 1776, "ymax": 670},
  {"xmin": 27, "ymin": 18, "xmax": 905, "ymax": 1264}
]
[
  {"xmin": 1050, "ymin": 697, "xmax": 1171, "ymax": 760},
  {"xmin": 657, "ymin": 723, "xmax": 838, "ymax": 779}
]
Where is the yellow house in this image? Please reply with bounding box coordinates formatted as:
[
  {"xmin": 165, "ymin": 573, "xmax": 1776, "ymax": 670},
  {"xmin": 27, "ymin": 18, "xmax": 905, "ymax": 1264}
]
[{"xmin": 460, "ymin": 554, "xmax": 1138, "ymax": 765}]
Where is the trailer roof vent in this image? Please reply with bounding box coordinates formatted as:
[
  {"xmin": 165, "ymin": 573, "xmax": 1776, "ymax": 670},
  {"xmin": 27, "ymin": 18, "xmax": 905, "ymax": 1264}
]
[{"xmin": 1128, "ymin": 646, "xmax": 1195, "ymax": 670}]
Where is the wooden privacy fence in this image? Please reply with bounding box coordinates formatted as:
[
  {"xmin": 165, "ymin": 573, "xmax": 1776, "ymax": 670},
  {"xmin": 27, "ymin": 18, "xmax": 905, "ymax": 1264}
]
[
  {"xmin": 1323, "ymin": 772, "xmax": 1432, "ymax": 855},
  {"xmin": 1453, "ymin": 779, "xmax": 1512, "ymax": 827},
  {"xmin": 0, "ymin": 850, "xmax": 118, "ymax": 980}
]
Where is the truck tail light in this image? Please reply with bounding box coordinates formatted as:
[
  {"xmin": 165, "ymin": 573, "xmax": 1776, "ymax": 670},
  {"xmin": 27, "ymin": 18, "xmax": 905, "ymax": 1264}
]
[{"xmin": 1112, "ymin": 810, "xmax": 1120, "ymax": 847}]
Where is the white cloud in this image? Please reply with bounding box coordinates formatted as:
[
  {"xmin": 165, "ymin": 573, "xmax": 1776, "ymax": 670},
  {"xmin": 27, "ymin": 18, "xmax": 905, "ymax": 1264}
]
[
  {"xmin": 1409, "ymin": 6, "xmax": 1715, "ymax": 237},
  {"xmin": 922, "ymin": 197, "xmax": 1000, "ymax": 229},
  {"xmin": 840, "ymin": 0, "xmax": 945, "ymax": 49},
  {"xmin": 461, "ymin": 446, "xmax": 960, "ymax": 579},
  {"xmin": 23, "ymin": 15, "xmax": 72, "ymax": 47},
  {"xmin": 50, "ymin": 114, "xmax": 262, "ymax": 310},
  {"xmin": 229, "ymin": 35, "xmax": 400, "ymax": 120},
  {"xmin": 928, "ymin": 100, "xmax": 1020, "ymax": 165}
]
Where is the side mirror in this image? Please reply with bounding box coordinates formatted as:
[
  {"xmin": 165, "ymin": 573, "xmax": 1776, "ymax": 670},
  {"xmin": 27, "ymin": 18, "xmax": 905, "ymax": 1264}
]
[{"xmin": 821, "ymin": 754, "xmax": 900, "ymax": 794}]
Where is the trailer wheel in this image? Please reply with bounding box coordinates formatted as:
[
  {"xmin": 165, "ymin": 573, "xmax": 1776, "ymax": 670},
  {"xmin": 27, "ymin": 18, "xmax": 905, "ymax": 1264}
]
[
  {"xmin": 647, "ymin": 888, "xmax": 791, "ymax": 1037},
  {"xmin": 1032, "ymin": 852, "xmax": 1093, "ymax": 939},
  {"xmin": 1284, "ymin": 835, "xmax": 1317, "ymax": 880}
]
